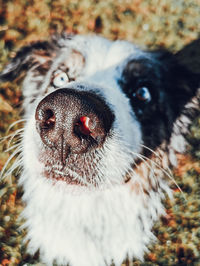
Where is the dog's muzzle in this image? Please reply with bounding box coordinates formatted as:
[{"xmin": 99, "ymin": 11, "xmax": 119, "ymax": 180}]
[{"xmin": 35, "ymin": 87, "xmax": 115, "ymax": 165}]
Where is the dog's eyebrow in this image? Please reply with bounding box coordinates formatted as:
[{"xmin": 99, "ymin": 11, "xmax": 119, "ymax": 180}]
[{"xmin": 33, "ymin": 60, "xmax": 53, "ymax": 76}]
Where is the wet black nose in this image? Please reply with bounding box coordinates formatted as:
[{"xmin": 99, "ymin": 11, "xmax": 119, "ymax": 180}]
[{"xmin": 35, "ymin": 88, "xmax": 114, "ymax": 164}]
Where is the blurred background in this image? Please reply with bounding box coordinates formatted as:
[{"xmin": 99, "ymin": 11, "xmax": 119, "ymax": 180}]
[{"xmin": 0, "ymin": 0, "xmax": 200, "ymax": 265}]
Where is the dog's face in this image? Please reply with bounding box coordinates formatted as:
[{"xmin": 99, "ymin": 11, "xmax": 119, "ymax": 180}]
[
  {"xmin": 1, "ymin": 35, "xmax": 200, "ymax": 190},
  {"xmin": 1, "ymin": 35, "xmax": 200, "ymax": 265}
]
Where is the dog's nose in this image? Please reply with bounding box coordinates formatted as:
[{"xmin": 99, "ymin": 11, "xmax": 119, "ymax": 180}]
[{"xmin": 35, "ymin": 88, "xmax": 114, "ymax": 164}]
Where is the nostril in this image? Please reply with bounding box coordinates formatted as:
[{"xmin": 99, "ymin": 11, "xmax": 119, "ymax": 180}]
[
  {"xmin": 74, "ymin": 115, "xmax": 106, "ymax": 145},
  {"xmin": 41, "ymin": 109, "xmax": 56, "ymax": 129},
  {"xmin": 74, "ymin": 116, "xmax": 91, "ymax": 136}
]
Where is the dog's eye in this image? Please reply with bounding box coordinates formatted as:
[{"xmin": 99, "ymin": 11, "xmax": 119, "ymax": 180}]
[
  {"xmin": 53, "ymin": 72, "xmax": 69, "ymax": 87},
  {"xmin": 134, "ymin": 87, "xmax": 151, "ymax": 102}
]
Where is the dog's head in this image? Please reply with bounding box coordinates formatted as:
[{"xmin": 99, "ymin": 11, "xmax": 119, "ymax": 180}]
[{"xmin": 1, "ymin": 35, "xmax": 200, "ymax": 190}]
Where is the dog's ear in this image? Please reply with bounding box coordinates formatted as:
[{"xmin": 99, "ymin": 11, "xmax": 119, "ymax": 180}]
[
  {"xmin": 0, "ymin": 41, "xmax": 56, "ymax": 81},
  {"xmin": 155, "ymin": 38, "xmax": 200, "ymax": 106},
  {"xmin": 172, "ymin": 39, "xmax": 200, "ymax": 97},
  {"xmin": 175, "ymin": 39, "xmax": 200, "ymax": 75}
]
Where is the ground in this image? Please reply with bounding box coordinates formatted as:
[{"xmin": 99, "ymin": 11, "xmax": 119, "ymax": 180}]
[{"xmin": 0, "ymin": 0, "xmax": 200, "ymax": 265}]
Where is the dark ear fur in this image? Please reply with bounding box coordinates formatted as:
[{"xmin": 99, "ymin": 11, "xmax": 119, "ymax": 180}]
[
  {"xmin": 157, "ymin": 38, "xmax": 200, "ymax": 104},
  {"xmin": 175, "ymin": 39, "xmax": 200, "ymax": 75},
  {"xmin": 173, "ymin": 39, "xmax": 200, "ymax": 97},
  {"xmin": 0, "ymin": 41, "xmax": 55, "ymax": 81},
  {"xmin": 167, "ymin": 39, "xmax": 200, "ymax": 122}
]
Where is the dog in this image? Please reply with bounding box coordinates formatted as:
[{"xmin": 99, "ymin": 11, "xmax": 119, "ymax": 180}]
[{"xmin": 0, "ymin": 34, "xmax": 199, "ymax": 266}]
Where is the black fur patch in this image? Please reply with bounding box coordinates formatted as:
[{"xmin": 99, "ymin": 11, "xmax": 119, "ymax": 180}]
[{"xmin": 120, "ymin": 49, "xmax": 200, "ymax": 151}]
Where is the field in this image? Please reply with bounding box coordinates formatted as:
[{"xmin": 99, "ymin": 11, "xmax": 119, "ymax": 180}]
[{"xmin": 0, "ymin": 0, "xmax": 200, "ymax": 265}]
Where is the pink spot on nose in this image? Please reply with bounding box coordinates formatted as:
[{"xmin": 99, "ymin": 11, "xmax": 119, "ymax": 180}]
[{"xmin": 79, "ymin": 116, "xmax": 91, "ymax": 135}]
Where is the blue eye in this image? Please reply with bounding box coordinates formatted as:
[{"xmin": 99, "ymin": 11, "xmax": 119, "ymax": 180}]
[
  {"xmin": 53, "ymin": 72, "xmax": 69, "ymax": 87},
  {"xmin": 135, "ymin": 87, "xmax": 151, "ymax": 102}
]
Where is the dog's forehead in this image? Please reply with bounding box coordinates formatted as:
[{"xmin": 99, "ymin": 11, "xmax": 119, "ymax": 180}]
[
  {"xmin": 51, "ymin": 36, "xmax": 149, "ymax": 74},
  {"xmin": 23, "ymin": 36, "xmax": 150, "ymax": 94}
]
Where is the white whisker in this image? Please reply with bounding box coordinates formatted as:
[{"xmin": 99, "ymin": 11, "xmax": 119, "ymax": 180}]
[
  {"xmin": 7, "ymin": 130, "xmax": 24, "ymax": 148},
  {"xmin": 130, "ymin": 150, "xmax": 185, "ymax": 199},
  {"xmin": 5, "ymin": 142, "xmax": 22, "ymax": 153},
  {"xmin": 0, "ymin": 146, "xmax": 23, "ymax": 180},
  {"xmin": 7, "ymin": 118, "xmax": 26, "ymax": 131},
  {"xmin": 3, "ymin": 156, "xmax": 23, "ymax": 179},
  {"xmin": 140, "ymin": 143, "xmax": 173, "ymax": 176}
]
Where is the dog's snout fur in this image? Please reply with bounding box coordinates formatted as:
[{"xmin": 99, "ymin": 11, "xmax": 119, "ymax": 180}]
[{"xmin": 35, "ymin": 87, "xmax": 115, "ymax": 164}]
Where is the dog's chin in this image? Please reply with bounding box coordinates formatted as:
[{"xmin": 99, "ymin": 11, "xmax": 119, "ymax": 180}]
[
  {"xmin": 41, "ymin": 160, "xmax": 108, "ymax": 189},
  {"xmin": 41, "ymin": 159, "xmax": 127, "ymax": 192},
  {"xmin": 43, "ymin": 169, "xmax": 82, "ymax": 186}
]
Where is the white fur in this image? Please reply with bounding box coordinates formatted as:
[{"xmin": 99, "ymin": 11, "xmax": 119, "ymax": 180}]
[
  {"xmin": 16, "ymin": 35, "xmax": 176, "ymax": 265},
  {"xmin": 20, "ymin": 153, "xmax": 167, "ymax": 266}
]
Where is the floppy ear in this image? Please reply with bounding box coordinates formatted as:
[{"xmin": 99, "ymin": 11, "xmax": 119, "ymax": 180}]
[{"xmin": 0, "ymin": 41, "xmax": 56, "ymax": 81}]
